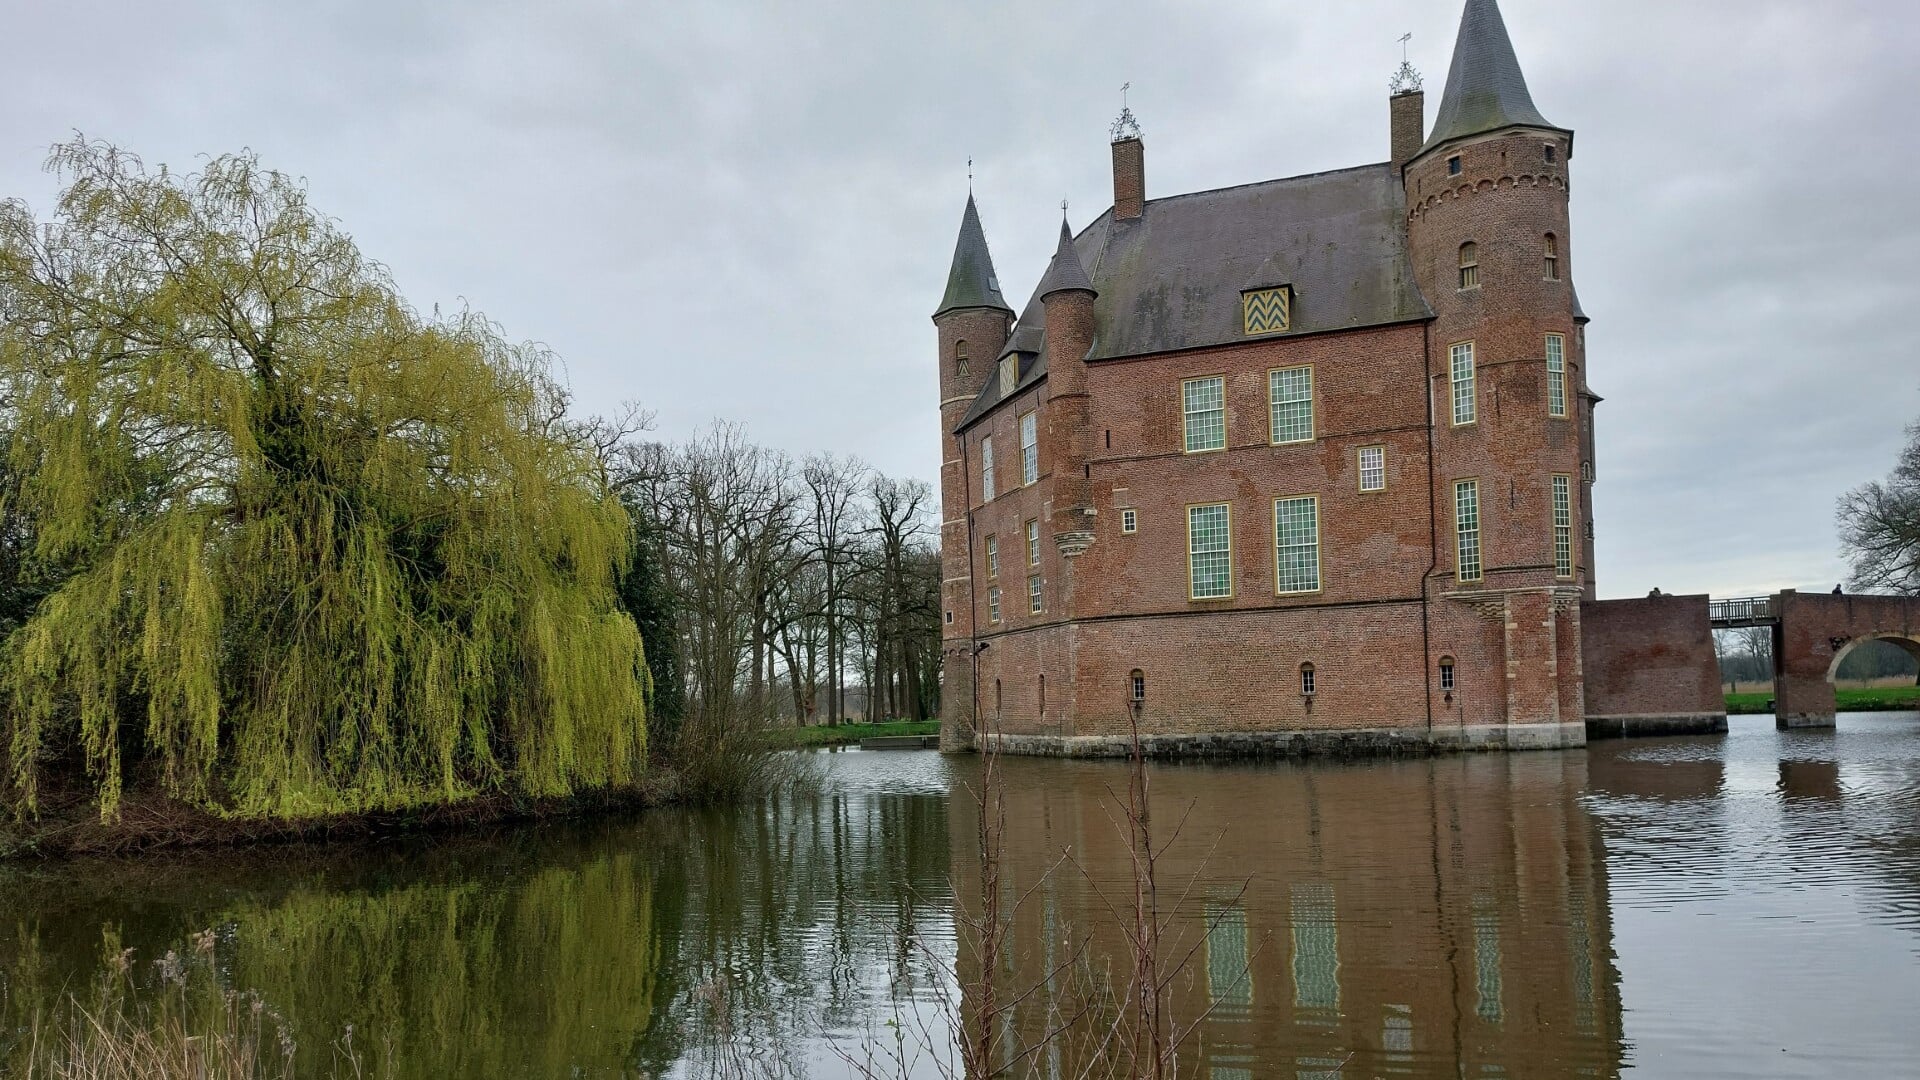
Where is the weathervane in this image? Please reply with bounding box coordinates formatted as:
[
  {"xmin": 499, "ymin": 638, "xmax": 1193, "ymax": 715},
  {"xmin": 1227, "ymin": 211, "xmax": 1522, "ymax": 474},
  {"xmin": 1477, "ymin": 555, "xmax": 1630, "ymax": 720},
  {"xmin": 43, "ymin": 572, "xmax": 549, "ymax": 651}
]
[
  {"xmin": 967, "ymin": 156, "xmax": 973, "ymax": 192},
  {"xmin": 1389, "ymin": 33, "xmax": 1423, "ymax": 94},
  {"xmin": 1110, "ymin": 81, "xmax": 1142, "ymax": 143}
]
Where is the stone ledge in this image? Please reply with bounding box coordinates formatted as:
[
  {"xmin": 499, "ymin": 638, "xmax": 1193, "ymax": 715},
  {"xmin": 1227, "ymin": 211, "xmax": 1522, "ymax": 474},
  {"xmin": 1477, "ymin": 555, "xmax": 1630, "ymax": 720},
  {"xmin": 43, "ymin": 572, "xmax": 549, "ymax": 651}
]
[
  {"xmin": 1585, "ymin": 713, "xmax": 1728, "ymax": 739},
  {"xmin": 1777, "ymin": 713, "xmax": 1838, "ymax": 730},
  {"xmin": 972, "ymin": 721, "xmax": 1586, "ymax": 759}
]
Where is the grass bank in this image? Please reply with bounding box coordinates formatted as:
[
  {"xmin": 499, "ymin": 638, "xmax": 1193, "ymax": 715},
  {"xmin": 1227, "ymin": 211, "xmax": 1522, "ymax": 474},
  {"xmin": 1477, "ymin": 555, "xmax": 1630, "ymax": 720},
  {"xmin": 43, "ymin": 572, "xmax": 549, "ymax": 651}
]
[
  {"xmin": 762, "ymin": 719, "xmax": 940, "ymax": 748},
  {"xmin": 1725, "ymin": 686, "xmax": 1920, "ymax": 714}
]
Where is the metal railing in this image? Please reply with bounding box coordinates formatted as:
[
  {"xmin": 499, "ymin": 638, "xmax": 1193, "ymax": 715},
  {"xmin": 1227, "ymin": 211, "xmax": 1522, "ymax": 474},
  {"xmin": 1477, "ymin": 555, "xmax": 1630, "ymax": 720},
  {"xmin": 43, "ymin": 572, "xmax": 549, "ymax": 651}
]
[{"xmin": 1708, "ymin": 595, "xmax": 1776, "ymax": 625}]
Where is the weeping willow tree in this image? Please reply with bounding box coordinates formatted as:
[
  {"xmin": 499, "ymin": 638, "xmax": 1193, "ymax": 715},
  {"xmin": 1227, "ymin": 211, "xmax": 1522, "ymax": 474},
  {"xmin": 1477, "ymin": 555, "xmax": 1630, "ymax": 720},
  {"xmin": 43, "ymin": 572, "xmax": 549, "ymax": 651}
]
[{"xmin": 0, "ymin": 139, "xmax": 647, "ymax": 822}]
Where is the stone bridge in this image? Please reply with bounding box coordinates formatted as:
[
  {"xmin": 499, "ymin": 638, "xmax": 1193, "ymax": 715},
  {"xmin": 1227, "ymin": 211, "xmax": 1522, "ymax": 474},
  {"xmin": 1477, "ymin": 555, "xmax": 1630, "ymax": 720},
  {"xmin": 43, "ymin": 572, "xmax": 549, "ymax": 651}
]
[{"xmin": 1712, "ymin": 590, "xmax": 1920, "ymax": 728}]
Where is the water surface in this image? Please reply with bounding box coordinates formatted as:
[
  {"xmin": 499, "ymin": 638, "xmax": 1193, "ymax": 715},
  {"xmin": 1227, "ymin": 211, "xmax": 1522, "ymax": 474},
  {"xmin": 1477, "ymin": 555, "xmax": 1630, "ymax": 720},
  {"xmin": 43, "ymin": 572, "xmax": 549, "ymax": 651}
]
[{"xmin": 3, "ymin": 715, "xmax": 1917, "ymax": 1077}]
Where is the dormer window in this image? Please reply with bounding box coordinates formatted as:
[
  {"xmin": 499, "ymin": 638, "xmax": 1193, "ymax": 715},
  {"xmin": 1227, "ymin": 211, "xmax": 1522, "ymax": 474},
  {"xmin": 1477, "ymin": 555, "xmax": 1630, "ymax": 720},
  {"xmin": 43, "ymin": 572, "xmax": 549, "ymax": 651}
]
[
  {"xmin": 1242, "ymin": 286, "xmax": 1292, "ymax": 335},
  {"xmin": 998, "ymin": 355, "xmax": 1017, "ymax": 396}
]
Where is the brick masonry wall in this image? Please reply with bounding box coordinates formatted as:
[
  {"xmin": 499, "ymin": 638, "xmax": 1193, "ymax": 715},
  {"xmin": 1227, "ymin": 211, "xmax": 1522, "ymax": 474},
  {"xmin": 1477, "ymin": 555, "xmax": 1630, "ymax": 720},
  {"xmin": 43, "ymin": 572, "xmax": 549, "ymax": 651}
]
[
  {"xmin": 1579, "ymin": 594, "xmax": 1721, "ymax": 719},
  {"xmin": 1774, "ymin": 591, "xmax": 1920, "ymax": 725}
]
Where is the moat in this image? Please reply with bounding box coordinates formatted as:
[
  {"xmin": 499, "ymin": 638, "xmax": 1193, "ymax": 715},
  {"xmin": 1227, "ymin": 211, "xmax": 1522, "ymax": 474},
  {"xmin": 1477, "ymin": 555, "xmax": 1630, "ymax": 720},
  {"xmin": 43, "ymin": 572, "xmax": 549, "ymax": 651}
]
[{"xmin": 5, "ymin": 715, "xmax": 1919, "ymax": 1077}]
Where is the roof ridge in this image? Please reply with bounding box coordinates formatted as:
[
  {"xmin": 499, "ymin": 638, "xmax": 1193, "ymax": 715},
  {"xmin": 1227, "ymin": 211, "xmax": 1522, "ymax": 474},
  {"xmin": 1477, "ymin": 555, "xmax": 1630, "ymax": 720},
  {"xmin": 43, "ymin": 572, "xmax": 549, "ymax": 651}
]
[{"xmin": 1133, "ymin": 161, "xmax": 1390, "ymax": 210}]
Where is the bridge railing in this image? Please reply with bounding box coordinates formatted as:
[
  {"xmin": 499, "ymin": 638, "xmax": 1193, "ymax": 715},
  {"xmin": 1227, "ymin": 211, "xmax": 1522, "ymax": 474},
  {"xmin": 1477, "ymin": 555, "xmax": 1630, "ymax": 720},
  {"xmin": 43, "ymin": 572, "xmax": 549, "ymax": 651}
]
[{"xmin": 1708, "ymin": 595, "xmax": 1775, "ymax": 625}]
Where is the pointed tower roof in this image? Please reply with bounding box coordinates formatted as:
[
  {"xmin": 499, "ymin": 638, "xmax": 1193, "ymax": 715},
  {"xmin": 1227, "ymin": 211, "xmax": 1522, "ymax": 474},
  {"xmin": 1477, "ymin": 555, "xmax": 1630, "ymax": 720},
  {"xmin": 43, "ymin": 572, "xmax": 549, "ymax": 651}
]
[
  {"xmin": 1037, "ymin": 219, "xmax": 1095, "ymax": 300},
  {"xmin": 1422, "ymin": 0, "xmax": 1565, "ymax": 153},
  {"xmin": 934, "ymin": 194, "xmax": 1013, "ymax": 318}
]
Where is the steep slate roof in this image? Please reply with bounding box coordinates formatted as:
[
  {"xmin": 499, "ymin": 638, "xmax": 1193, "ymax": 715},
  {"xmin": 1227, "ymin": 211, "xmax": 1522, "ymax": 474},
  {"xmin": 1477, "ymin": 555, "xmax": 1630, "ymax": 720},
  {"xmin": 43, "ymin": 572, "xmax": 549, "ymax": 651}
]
[
  {"xmin": 1036, "ymin": 219, "xmax": 1096, "ymax": 299},
  {"xmin": 934, "ymin": 194, "xmax": 1013, "ymax": 318},
  {"xmin": 957, "ymin": 163, "xmax": 1432, "ymax": 431},
  {"xmin": 1422, "ymin": 0, "xmax": 1565, "ymax": 153}
]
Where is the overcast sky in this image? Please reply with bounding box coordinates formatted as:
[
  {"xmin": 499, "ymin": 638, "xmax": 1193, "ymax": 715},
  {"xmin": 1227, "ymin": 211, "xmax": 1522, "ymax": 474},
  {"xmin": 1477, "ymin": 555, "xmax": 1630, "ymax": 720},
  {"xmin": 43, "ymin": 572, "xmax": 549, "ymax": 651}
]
[{"xmin": 3, "ymin": 0, "xmax": 1914, "ymax": 599}]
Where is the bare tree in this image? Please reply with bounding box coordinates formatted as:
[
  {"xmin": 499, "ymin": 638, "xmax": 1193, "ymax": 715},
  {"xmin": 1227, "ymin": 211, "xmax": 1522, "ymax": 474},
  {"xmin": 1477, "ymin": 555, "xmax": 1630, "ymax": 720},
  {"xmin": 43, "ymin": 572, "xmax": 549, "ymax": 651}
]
[{"xmin": 1838, "ymin": 420, "xmax": 1920, "ymax": 595}]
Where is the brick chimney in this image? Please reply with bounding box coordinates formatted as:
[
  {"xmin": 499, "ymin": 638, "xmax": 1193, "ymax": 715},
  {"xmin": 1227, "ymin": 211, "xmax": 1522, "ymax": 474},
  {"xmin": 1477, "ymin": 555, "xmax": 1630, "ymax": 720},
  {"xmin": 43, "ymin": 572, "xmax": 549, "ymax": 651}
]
[
  {"xmin": 1391, "ymin": 89, "xmax": 1425, "ymax": 175},
  {"xmin": 1112, "ymin": 136, "xmax": 1144, "ymax": 221}
]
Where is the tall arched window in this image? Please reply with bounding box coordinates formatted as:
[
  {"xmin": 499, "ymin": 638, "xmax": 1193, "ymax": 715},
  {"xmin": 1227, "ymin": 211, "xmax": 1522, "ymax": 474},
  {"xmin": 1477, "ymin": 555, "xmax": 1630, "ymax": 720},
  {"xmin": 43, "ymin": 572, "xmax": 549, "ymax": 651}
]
[
  {"xmin": 1543, "ymin": 234, "xmax": 1559, "ymax": 281},
  {"xmin": 1300, "ymin": 662, "xmax": 1316, "ymax": 697},
  {"xmin": 1458, "ymin": 243, "xmax": 1479, "ymax": 289}
]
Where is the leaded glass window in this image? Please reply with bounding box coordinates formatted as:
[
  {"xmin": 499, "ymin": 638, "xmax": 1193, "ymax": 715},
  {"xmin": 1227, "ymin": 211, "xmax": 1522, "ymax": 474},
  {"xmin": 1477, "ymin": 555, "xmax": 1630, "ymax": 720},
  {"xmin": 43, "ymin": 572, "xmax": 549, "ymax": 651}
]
[
  {"xmin": 1019, "ymin": 412, "xmax": 1038, "ymax": 485},
  {"xmin": 1182, "ymin": 376, "xmax": 1226, "ymax": 453},
  {"xmin": 1450, "ymin": 342, "xmax": 1476, "ymax": 426},
  {"xmin": 1274, "ymin": 496, "xmax": 1320, "ymax": 594},
  {"xmin": 1553, "ymin": 473, "xmax": 1573, "ymax": 578},
  {"xmin": 1454, "ymin": 480, "xmax": 1482, "ymax": 582},
  {"xmin": 1358, "ymin": 445, "xmax": 1386, "ymax": 492},
  {"xmin": 1546, "ymin": 333, "xmax": 1566, "ymax": 418},
  {"xmin": 1268, "ymin": 366, "xmax": 1313, "ymax": 444},
  {"xmin": 1187, "ymin": 503, "xmax": 1232, "ymax": 599}
]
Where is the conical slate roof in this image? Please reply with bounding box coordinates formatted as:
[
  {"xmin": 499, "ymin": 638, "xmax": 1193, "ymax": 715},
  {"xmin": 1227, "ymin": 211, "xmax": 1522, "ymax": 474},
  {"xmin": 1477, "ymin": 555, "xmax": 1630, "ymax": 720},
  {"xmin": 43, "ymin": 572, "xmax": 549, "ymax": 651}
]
[
  {"xmin": 1037, "ymin": 218, "xmax": 1095, "ymax": 299},
  {"xmin": 934, "ymin": 194, "xmax": 1013, "ymax": 318},
  {"xmin": 1422, "ymin": 0, "xmax": 1563, "ymax": 153}
]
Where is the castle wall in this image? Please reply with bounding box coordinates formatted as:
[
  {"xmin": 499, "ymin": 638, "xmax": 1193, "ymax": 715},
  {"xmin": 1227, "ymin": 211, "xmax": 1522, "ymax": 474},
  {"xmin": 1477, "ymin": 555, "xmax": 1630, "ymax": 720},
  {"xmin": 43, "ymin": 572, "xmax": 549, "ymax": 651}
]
[{"xmin": 1580, "ymin": 594, "xmax": 1725, "ymax": 737}]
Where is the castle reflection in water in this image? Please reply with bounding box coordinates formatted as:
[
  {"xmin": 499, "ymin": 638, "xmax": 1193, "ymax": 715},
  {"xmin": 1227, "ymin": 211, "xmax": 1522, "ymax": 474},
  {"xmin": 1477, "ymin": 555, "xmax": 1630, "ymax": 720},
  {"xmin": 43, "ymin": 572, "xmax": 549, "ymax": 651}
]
[{"xmin": 949, "ymin": 752, "xmax": 1628, "ymax": 1078}]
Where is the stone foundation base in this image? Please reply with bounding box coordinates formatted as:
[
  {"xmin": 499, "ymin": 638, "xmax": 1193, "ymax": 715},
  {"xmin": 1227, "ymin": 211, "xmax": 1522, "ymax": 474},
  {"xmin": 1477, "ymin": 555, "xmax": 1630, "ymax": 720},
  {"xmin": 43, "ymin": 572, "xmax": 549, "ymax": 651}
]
[
  {"xmin": 1585, "ymin": 712, "xmax": 1728, "ymax": 739},
  {"xmin": 975, "ymin": 721, "xmax": 1586, "ymax": 759},
  {"xmin": 1777, "ymin": 713, "xmax": 1837, "ymax": 730}
]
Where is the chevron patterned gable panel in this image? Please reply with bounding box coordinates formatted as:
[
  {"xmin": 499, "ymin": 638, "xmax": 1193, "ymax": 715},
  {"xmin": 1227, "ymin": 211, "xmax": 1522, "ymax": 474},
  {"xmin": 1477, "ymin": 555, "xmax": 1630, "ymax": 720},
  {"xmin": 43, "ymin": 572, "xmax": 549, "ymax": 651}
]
[{"xmin": 1242, "ymin": 287, "xmax": 1292, "ymax": 335}]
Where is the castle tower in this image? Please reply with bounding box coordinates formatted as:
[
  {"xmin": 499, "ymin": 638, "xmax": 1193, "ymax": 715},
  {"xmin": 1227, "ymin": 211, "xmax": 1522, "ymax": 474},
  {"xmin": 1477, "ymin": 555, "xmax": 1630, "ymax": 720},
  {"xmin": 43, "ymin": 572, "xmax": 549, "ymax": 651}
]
[
  {"xmin": 933, "ymin": 194, "xmax": 1013, "ymax": 750},
  {"xmin": 1405, "ymin": 0, "xmax": 1589, "ymax": 735}
]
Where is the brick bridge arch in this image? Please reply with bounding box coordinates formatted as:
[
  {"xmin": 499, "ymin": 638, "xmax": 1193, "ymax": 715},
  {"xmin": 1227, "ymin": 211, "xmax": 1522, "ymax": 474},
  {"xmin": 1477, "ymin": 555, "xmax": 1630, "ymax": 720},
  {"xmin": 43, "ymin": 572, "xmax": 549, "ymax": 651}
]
[{"xmin": 1772, "ymin": 591, "xmax": 1920, "ymax": 727}]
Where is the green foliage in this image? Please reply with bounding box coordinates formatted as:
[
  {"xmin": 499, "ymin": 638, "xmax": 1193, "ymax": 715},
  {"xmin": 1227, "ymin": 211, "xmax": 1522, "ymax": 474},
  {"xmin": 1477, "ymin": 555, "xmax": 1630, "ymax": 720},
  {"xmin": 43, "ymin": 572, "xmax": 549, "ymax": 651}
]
[
  {"xmin": 617, "ymin": 495, "xmax": 686, "ymax": 751},
  {"xmin": 764, "ymin": 718, "xmax": 939, "ymax": 748},
  {"xmin": 0, "ymin": 139, "xmax": 647, "ymax": 821}
]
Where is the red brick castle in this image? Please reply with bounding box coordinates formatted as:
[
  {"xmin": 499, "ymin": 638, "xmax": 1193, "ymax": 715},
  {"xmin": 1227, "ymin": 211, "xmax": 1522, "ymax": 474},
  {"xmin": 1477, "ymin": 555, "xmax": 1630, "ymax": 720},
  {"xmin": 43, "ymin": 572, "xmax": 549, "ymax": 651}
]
[{"xmin": 934, "ymin": 0, "xmax": 1722, "ymax": 755}]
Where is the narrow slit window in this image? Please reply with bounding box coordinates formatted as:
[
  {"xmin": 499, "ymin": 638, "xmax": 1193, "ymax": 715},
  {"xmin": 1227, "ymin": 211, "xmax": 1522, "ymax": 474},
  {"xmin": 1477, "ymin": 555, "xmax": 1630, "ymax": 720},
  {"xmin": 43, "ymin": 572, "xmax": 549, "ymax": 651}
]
[
  {"xmin": 1546, "ymin": 334, "xmax": 1566, "ymax": 418},
  {"xmin": 1358, "ymin": 445, "xmax": 1386, "ymax": 492},
  {"xmin": 1187, "ymin": 502, "xmax": 1233, "ymax": 599},
  {"xmin": 1019, "ymin": 411, "xmax": 1038, "ymax": 485},
  {"xmin": 981, "ymin": 438, "xmax": 995, "ymax": 501},
  {"xmin": 1454, "ymin": 480, "xmax": 1482, "ymax": 582},
  {"xmin": 1450, "ymin": 342, "xmax": 1477, "ymax": 426},
  {"xmin": 1552, "ymin": 474, "xmax": 1573, "ymax": 578},
  {"xmin": 1268, "ymin": 365, "xmax": 1314, "ymax": 444},
  {"xmin": 1543, "ymin": 233, "xmax": 1560, "ymax": 281},
  {"xmin": 1182, "ymin": 376, "xmax": 1226, "ymax": 453},
  {"xmin": 1458, "ymin": 242, "xmax": 1479, "ymax": 290},
  {"xmin": 1274, "ymin": 496, "xmax": 1320, "ymax": 594},
  {"xmin": 1300, "ymin": 663, "xmax": 1316, "ymax": 697}
]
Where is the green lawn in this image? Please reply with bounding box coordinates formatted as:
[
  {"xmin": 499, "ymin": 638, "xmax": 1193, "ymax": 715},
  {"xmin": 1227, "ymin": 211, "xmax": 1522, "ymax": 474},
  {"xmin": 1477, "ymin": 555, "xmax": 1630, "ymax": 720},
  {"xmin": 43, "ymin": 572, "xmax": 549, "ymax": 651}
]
[
  {"xmin": 762, "ymin": 719, "xmax": 941, "ymax": 748},
  {"xmin": 1725, "ymin": 686, "xmax": 1920, "ymax": 715}
]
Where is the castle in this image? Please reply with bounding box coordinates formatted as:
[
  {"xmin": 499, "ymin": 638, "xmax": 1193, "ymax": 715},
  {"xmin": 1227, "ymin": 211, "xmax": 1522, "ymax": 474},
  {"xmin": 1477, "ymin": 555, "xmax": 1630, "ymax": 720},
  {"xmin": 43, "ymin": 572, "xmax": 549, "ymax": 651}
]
[{"xmin": 934, "ymin": 0, "xmax": 1724, "ymax": 755}]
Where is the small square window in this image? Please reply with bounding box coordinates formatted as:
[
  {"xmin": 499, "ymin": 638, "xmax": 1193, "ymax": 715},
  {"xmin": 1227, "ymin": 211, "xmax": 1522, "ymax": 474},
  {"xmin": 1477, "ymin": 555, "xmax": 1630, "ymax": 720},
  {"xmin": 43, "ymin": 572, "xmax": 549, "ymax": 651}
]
[
  {"xmin": 1447, "ymin": 155, "xmax": 1462, "ymax": 176},
  {"xmin": 1543, "ymin": 143, "xmax": 1557, "ymax": 164},
  {"xmin": 944, "ymin": 611, "xmax": 954, "ymax": 624},
  {"xmin": 1121, "ymin": 508, "xmax": 1138, "ymax": 534}
]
